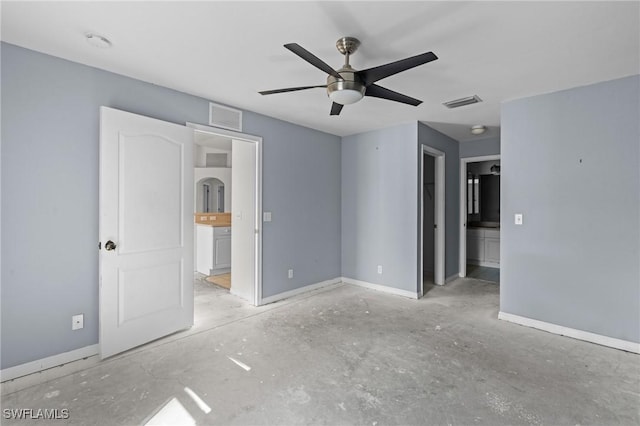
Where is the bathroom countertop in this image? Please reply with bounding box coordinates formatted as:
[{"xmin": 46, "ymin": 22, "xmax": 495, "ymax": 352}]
[
  {"xmin": 196, "ymin": 222, "xmax": 231, "ymax": 228},
  {"xmin": 468, "ymin": 221, "xmax": 500, "ymax": 230}
]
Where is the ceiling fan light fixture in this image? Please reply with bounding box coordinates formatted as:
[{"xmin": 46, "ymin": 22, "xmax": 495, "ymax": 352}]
[
  {"xmin": 329, "ymin": 89, "xmax": 364, "ymax": 105},
  {"xmin": 471, "ymin": 125, "xmax": 487, "ymax": 135}
]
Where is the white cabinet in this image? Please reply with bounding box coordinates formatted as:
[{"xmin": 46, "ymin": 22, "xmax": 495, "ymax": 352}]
[
  {"xmin": 196, "ymin": 225, "xmax": 214, "ymax": 274},
  {"xmin": 212, "ymin": 226, "xmax": 231, "ymax": 273},
  {"xmin": 467, "ymin": 228, "xmax": 500, "ymax": 267},
  {"xmin": 484, "ymin": 238, "xmax": 501, "ymax": 264},
  {"xmin": 196, "ymin": 225, "xmax": 232, "ymax": 275},
  {"xmin": 466, "ymin": 229, "xmax": 485, "ymax": 262}
]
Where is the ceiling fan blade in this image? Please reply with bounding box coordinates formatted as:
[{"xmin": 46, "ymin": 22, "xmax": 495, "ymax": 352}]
[
  {"xmin": 358, "ymin": 51, "xmax": 438, "ymax": 85},
  {"xmin": 284, "ymin": 43, "xmax": 343, "ymax": 80},
  {"xmin": 365, "ymin": 84, "xmax": 422, "ymax": 106},
  {"xmin": 330, "ymin": 102, "xmax": 344, "ymax": 116},
  {"xmin": 259, "ymin": 85, "xmax": 327, "ymax": 95}
]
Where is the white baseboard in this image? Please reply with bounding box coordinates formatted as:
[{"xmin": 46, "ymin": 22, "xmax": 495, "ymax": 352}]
[
  {"xmin": 342, "ymin": 277, "xmax": 419, "ymax": 299},
  {"xmin": 1, "ymin": 344, "xmax": 99, "ymax": 395},
  {"xmin": 260, "ymin": 277, "xmax": 342, "ymax": 305},
  {"xmin": 498, "ymin": 312, "xmax": 640, "ymax": 354}
]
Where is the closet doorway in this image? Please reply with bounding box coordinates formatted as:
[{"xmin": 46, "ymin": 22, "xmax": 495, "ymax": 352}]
[{"xmin": 420, "ymin": 145, "xmax": 445, "ymax": 295}]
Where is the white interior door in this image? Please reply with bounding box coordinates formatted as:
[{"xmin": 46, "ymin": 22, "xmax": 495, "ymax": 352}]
[
  {"xmin": 99, "ymin": 107, "xmax": 194, "ymax": 359},
  {"xmin": 231, "ymin": 139, "xmax": 257, "ymax": 304}
]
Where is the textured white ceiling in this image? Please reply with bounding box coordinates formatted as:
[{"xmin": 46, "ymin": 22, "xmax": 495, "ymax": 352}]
[{"xmin": 2, "ymin": 1, "xmax": 638, "ymax": 141}]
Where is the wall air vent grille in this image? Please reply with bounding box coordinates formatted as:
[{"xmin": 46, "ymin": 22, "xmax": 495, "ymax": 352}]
[
  {"xmin": 209, "ymin": 102, "xmax": 242, "ymax": 131},
  {"xmin": 443, "ymin": 95, "xmax": 483, "ymax": 109}
]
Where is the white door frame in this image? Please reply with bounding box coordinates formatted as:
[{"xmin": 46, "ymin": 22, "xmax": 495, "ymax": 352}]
[
  {"xmin": 458, "ymin": 154, "xmax": 500, "ymax": 277},
  {"xmin": 420, "ymin": 145, "xmax": 445, "ymax": 294},
  {"xmin": 187, "ymin": 122, "xmax": 263, "ymax": 306}
]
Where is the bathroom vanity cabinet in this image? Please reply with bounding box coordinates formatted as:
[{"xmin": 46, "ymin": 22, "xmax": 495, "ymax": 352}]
[
  {"xmin": 196, "ymin": 224, "xmax": 231, "ymax": 276},
  {"xmin": 467, "ymin": 228, "xmax": 500, "ymax": 267}
]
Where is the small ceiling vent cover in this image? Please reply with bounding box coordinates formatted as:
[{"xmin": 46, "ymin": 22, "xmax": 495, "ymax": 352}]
[
  {"xmin": 209, "ymin": 102, "xmax": 242, "ymax": 131},
  {"xmin": 443, "ymin": 95, "xmax": 482, "ymax": 109}
]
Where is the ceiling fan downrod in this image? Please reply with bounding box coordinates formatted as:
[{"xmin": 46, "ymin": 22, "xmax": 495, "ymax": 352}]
[
  {"xmin": 327, "ymin": 36, "xmax": 365, "ymax": 105},
  {"xmin": 336, "ymin": 36, "xmax": 360, "ymax": 67}
]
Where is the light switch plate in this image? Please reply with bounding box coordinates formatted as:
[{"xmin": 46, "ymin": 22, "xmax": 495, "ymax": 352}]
[
  {"xmin": 263, "ymin": 212, "xmax": 272, "ymax": 222},
  {"xmin": 515, "ymin": 213, "xmax": 523, "ymax": 225}
]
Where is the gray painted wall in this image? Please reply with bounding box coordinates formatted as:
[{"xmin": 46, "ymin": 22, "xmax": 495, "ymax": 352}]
[
  {"xmin": 460, "ymin": 136, "xmax": 500, "ymax": 158},
  {"xmin": 242, "ymin": 112, "xmax": 342, "ymax": 297},
  {"xmin": 1, "ymin": 43, "xmax": 341, "ymax": 369},
  {"xmin": 501, "ymin": 75, "xmax": 640, "ymax": 343},
  {"xmin": 341, "ymin": 123, "xmax": 419, "ymax": 292},
  {"xmin": 418, "ymin": 123, "xmax": 460, "ymax": 279},
  {"xmin": 341, "ymin": 122, "xmax": 460, "ymax": 292}
]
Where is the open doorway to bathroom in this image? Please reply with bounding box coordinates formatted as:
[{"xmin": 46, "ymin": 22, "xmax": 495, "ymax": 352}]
[
  {"xmin": 194, "ymin": 133, "xmax": 233, "ymax": 293},
  {"xmin": 189, "ymin": 122, "xmax": 263, "ymax": 333},
  {"xmin": 459, "ymin": 155, "xmax": 501, "ymax": 283}
]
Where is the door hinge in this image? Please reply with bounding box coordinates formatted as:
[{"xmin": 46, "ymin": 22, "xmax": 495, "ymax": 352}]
[
  {"xmin": 434, "ymin": 224, "xmax": 438, "ymax": 229},
  {"xmin": 98, "ymin": 241, "xmax": 101, "ymax": 250}
]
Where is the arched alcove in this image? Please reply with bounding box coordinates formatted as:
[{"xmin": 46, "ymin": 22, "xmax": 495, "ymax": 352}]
[{"xmin": 196, "ymin": 177, "xmax": 225, "ymax": 213}]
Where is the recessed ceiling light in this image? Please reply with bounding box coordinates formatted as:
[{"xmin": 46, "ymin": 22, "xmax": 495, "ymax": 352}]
[
  {"xmin": 85, "ymin": 33, "xmax": 112, "ymax": 49},
  {"xmin": 471, "ymin": 125, "xmax": 487, "ymax": 135}
]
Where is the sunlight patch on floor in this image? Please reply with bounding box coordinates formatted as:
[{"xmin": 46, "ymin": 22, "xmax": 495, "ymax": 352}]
[{"xmin": 144, "ymin": 397, "xmax": 195, "ymax": 426}]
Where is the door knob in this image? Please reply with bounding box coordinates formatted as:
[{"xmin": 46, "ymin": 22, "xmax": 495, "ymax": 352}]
[{"xmin": 105, "ymin": 240, "xmax": 117, "ymax": 251}]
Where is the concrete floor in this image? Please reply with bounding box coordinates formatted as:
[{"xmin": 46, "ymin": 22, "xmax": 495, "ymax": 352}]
[
  {"xmin": 2, "ymin": 277, "xmax": 639, "ymax": 425},
  {"xmin": 465, "ymin": 264, "xmax": 500, "ymax": 283}
]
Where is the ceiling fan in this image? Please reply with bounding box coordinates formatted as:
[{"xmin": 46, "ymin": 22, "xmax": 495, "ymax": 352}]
[{"xmin": 259, "ymin": 37, "xmax": 438, "ymax": 116}]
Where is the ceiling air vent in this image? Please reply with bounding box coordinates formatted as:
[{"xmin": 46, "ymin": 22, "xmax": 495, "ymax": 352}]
[
  {"xmin": 209, "ymin": 102, "xmax": 242, "ymax": 131},
  {"xmin": 443, "ymin": 95, "xmax": 482, "ymax": 109}
]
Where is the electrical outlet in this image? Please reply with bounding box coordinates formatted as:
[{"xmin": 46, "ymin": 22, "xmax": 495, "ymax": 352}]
[
  {"xmin": 72, "ymin": 314, "xmax": 84, "ymax": 331},
  {"xmin": 377, "ymin": 265, "xmax": 383, "ymax": 274},
  {"xmin": 288, "ymin": 269, "xmax": 294, "ymax": 279},
  {"xmin": 515, "ymin": 213, "xmax": 523, "ymax": 225}
]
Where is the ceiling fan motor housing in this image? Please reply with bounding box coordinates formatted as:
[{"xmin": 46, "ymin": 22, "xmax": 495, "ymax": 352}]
[{"xmin": 326, "ymin": 65, "xmax": 366, "ymax": 102}]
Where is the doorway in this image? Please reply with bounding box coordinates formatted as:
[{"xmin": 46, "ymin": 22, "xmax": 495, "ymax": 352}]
[
  {"xmin": 188, "ymin": 122, "xmax": 263, "ymax": 306},
  {"xmin": 420, "ymin": 145, "xmax": 445, "ymax": 295},
  {"xmin": 197, "ymin": 177, "xmax": 225, "ymax": 213},
  {"xmin": 459, "ymin": 155, "xmax": 501, "ymax": 281},
  {"xmin": 99, "ymin": 109, "xmax": 263, "ymax": 360}
]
